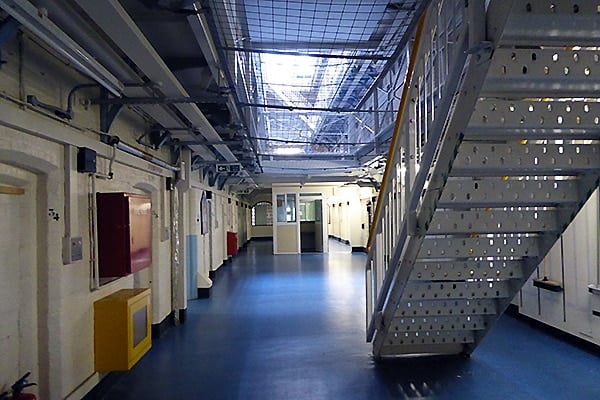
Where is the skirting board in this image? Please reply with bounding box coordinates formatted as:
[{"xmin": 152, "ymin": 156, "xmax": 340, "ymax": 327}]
[
  {"xmin": 249, "ymin": 236, "xmax": 273, "ymax": 241},
  {"xmin": 209, "ymin": 260, "xmax": 230, "ymax": 280},
  {"xmin": 151, "ymin": 311, "xmax": 175, "ymax": 340},
  {"xmin": 197, "ymin": 287, "xmax": 211, "ymax": 299},
  {"xmin": 328, "ymin": 235, "xmax": 350, "ymax": 245}
]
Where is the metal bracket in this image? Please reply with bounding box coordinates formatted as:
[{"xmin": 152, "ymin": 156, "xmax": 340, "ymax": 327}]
[
  {"xmin": 207, "ymin": 168, "xmax": 217, "ymax": 187},
  {"xmin": 189, "ymin": 155, "xmax": 204, "ymax": 172},
  {"xmin": 0, "ymin": 16, "xmax": 20, "ymax": 66},
  {"xmin": 150, "ymin": 131, "xmax": 171, "ymax": 150},
  {"xmin": 466, "ymin": 41, "xmax": 494, "ymax": 65},
  {"xmin": 217, "ymin": 174, "xmax": 228, "ymax": 191},
  {"xmin": 99, "ymin": 89, "xmax": 124, "ymax": 132},
  {"xmin": 200, "ymin": 163, "xmax": 209, "ymax": 178},
  {"xmin": 170, "ymin": 146, "xmax": 181, "ymax": 168},
  {"xmin": 137, "ymin": 126, "xmax": 172, "ymax": 150}
]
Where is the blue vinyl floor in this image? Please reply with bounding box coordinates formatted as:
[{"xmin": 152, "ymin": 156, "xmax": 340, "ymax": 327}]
[{"xmin": 91, "ymin": 240, "xmax": 600, "ymax": 400}]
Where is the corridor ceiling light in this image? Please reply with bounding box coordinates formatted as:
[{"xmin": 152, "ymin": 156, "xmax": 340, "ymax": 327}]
[
  {"xmin": 274, "ymin": 147, "xmax": 303, "ymax": 155},
  {"xmin": 363, "ymin": 155, "xmax": 384, "ymax": 168},
  {"xmin": 0, "ymin": 0, "xmax": 124, "ymax": 97}
]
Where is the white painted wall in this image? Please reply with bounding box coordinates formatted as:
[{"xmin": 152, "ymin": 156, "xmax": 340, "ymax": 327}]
[
  {"xmin": 517, "ymin": 188, "xmax": 600, "ymax": 345},
  {"xmin": 327, "ymin": 185, "xmax": 374, "ymax": 248},
  {"xmin": 249, "ymin": 191, "xmax": 273, "ymax": 239},
  {"xmin": 0, "ymin": 32, "xmax": 243, "ymax": 399},
  {"xmin": 251, "ymin": 225, "xmax": 273, "ymax": 238}
]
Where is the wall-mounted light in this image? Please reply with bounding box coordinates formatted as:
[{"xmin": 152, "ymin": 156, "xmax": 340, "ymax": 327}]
[{"xmin": 0, "ymin": 0, "xmax": 124, "ymax": 97}]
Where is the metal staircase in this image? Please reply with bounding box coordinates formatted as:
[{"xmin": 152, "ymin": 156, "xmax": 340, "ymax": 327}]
[{"xmin": 366, "ymin": 0, "xmax": 600, "ymax": 357}]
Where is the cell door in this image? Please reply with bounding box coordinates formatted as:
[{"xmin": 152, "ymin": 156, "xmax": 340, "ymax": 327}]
[{"xmin": 0, "ymin": 167, "xmax": 39, "ymax": 394}]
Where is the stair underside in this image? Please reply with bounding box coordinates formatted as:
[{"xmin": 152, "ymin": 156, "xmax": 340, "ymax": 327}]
[{"xmin": 374, "ymin": 1, "xmax": 600, "ymax": 357}]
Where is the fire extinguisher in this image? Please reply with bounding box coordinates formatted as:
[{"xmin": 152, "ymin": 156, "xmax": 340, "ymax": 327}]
[{"xmin": 0, "ymin": 372, "xmax": 37, "ymax": 400}]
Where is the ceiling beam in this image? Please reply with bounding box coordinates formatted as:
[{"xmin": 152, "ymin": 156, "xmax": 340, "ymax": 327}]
[
  {"xmin": 91, "ymin": 94, "xmax": 227, "ymax": 105},
  {"xmin": 74, "ymin": 0, "xmax": 239, "ymax": 163},
  {"xmin": 240, "ymin": 103, "xmax": 379, "ymax": 113},
  {"xmin": 247, "ymin": 40, "xmax": 381, "ymax": 50},
  {"xmin": 221, "ymin": 46, "xmax": 390, "ymax": 61}
]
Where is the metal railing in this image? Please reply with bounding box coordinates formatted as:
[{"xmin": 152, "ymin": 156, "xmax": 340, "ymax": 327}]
[{"xmin": 365, "ymin": 0, "xmax": 472, "ymax": 340}]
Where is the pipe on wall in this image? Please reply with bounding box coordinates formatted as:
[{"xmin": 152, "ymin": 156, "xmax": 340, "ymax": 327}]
[
  {"xmin": 115, "ymin": 140, "xmax": 180, "ymax": 173},
  {"xmin": 0, "ymin": 93, "xmax": 179, "ymax": 177}
]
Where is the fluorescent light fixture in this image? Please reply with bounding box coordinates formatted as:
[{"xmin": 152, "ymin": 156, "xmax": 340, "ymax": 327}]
[
  {"xmin": 363, "ymin": 155, "xmax": 384, "ymax": 168},
  {"xmin": 274, "ymin": 147, "xmax": 303, "ymax": 155},
  {"xmin": 0, "ymin": 0, "xmax": 124, "ymax": 97}
]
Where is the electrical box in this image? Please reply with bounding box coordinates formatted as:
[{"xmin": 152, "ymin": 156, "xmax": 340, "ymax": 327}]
[
  {"xmin": 62, "ymin": 236, "xmax": 83, "ymax": 264},
  {"xmin": 96, "ymin": 193, "xmax": 152, "ymax": 278},
  {"xmin": 77, "ymin": 147, "xmax": 96, "ymax": 173},
  {"xmin": 94, "ymin": 288, "xmax": 151, "ymax": 371}
]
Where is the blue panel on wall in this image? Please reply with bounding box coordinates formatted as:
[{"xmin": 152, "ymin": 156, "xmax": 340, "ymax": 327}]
[{"xmin": 186, "ymin": 235, "xmax": 198, "ymax": 300}]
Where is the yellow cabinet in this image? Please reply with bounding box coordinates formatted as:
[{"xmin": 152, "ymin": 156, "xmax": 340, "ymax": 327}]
[{"xmin": 94, "ymin": 288, "xmax": 152, "ymax": 371}]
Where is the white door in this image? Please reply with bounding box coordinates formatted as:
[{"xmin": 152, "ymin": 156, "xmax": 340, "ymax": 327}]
[{"xmin": 0, "ymin": 167, "xmax": 39, "ymax": 391}]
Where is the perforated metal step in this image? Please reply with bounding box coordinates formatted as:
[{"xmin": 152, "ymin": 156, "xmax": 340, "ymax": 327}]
[{"xmin": 438, "ymin": 179, "xmax": 584, "ymax": 208}]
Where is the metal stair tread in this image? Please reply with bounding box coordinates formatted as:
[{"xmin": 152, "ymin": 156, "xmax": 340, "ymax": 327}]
[
  {"xmin": 395, "ymin": 298, "xmax": 498, "ymax": 317},
  {"xmin": 428, "ymin": 209, "xmax": 560, "ymax": 234},
  {"xmin": 501, "ymin": 1, "xmax": 600, "ymax": 47},
  {"xmin": 451, "ymin": 142, "xmax": 600, "ymax": 176},
  {"xmin": 382, "ymin": 329, "xmax": 476, "ymax": 347},
  {"xmin": 418, "ymin": 236, "xmax": 539, "ymax": 259},
  {"xmin": 389, "ymin": 315, "xmax": 490, "ymax": 332},
  {"xmin": 439, "ymin": 178, "xmax": 583, "ymax": 207},
  {"xmin": 409, "ymin": 259, "xmax": 525, "ymax": 281},
  {"xmin": 468, "ymin": 98, "xmax": 600, "ymax": 137}
]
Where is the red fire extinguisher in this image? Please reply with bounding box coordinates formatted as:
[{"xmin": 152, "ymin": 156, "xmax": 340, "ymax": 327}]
[{"xmin": 0, "ymin": 372, "xmax": 37, "ymax": 400}]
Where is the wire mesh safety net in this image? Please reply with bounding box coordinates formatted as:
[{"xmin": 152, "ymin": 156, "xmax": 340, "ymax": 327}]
[{"xmin": 206, "ymin": 0, "xmax": 421, "ymax": 156}]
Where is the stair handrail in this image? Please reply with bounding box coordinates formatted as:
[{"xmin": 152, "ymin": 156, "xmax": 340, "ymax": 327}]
[
  {"xmin": 365, "ymin": 0, "xmax": 488, "ymax": 341},
  {"xmin": 365, "ymin": 11, "xmax": 428, "ymax": 254}
]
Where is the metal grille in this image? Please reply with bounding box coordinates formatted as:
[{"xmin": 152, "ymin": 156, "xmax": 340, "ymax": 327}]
[{"xmin": 206, "ymin": 0, "xmax": 421, "ymax": 156}]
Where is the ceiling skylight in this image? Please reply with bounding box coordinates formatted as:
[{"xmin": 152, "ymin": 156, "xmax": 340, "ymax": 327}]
[{"xmin": 207, "ymin": 0, "xmax": 421, "ymax": 160}]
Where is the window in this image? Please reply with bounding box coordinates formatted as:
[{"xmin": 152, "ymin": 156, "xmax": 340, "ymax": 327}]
[
  {"xmin": 251, "ymin": 201, "xmax": 272, "ymax": 226},
  {"xmin": 276, "ymin": 193, "xmax": 296, "ymax": 223}
]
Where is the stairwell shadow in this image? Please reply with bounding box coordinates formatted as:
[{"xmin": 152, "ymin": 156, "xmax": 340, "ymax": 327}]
[{"xmin": 372, "ymin": 355, "xmax": 473, "ymax": 399}]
